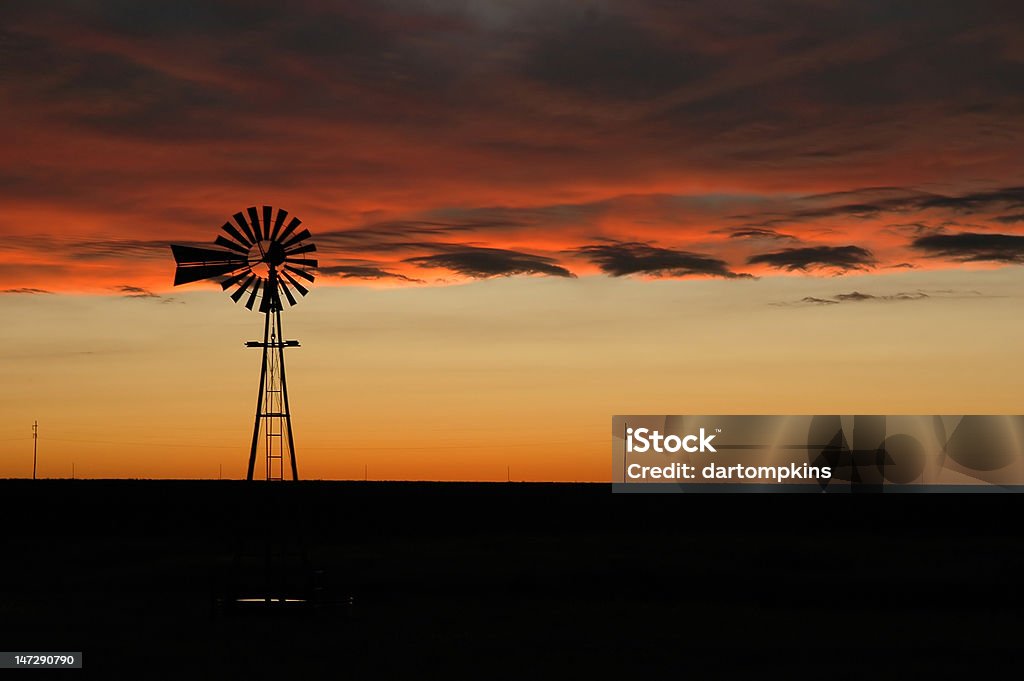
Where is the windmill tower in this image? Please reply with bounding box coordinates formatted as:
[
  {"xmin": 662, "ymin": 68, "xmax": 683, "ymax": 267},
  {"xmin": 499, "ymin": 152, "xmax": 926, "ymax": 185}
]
[{"xmin": 170, "ymin": 206, "xmax": 317, "ymax": 481}]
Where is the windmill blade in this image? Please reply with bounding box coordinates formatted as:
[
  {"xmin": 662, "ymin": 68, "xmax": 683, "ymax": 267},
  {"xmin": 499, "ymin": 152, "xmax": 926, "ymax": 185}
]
[
  {"xmin": 277, "ymin": 278, "xmax": 298, "ymax": 306},
  {"xmin": 246, "ymin": 206, "xmax": 263, "ymax": 240},
  {"xmin": 284, "ymin": 265, "xmax": 315, "ymax": 283},
  {"xmin": 233, "ymin": 211, "xmax": 258, "ymax": 245},
  {"xmin": 281, "ymin": 270, "xmax": 309, "ymax": 296},
  {"xmin": 171, "ymin": 244, "xmax": 246, "ymax": 266},
  {"xmin": 284, "ymin": 257, "xmax": 318, "ymax": 268},
  {"xmin": 245, "ymin": 279, "xmax": 262, "ymax": 310},
  {"xmin": 174, "ymin": 262, "xmax": 246, "ymax": 286},
  {"xmin": 277, "ymin": 217, "xmax": 302, "ymax": 244},
  {"xmin": 214, "ymin": 235, "xmax": 249, "ymax": 254},
  {"xmin": 262, "ymin": 206, "xmax": 273, "ymax": 241},
  {"xmin": 221, "ymin": 221, "xmax": 252, "ymax": 248},
  {"xmin": 231, "ymin": 274, "xmax": 257, "ymax": 303},
  {"xmin": 284, "ymin": 242, "xmax": 317, "ymax": 256},
  {"xmin": 221, "ymin": 269, "xmax": 251, "ymax": 290},
  {"xmin": 270, "ymin": 208, "xmax": 289, "ymax": 242},
  {"xmin": 281, "ymin": 228, "xmax": 312, "ymax": 249}
]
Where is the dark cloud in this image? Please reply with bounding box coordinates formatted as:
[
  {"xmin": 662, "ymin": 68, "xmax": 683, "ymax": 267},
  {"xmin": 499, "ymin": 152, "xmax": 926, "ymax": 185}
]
[
  {"xmin": 319, "ymin": 265, "xmax": 423, "ymax": 283},
  {"xmin": 739, "ymin": 187, "xmax": 1024, "ymax": 230},
  {"xmin": 523, "ymin": 9, "xmax": 711, "ymax": 100},
  {"xmin": 75, "ymin": 1, "xmax": 281, "ymax": 39},
  {"xmin": 781, "ymin": 291, "xmax": 929, "ymax": 306},
  {"xmin": 573, "ymin": 242, "xmax": 750, "ymax": 279},
  {"xmin": 2, "ymin": 30, "xmax": 253, "ymax": 142},
  {"xmin": 731, "ymin": 194, "xmax": 910, "ymax": 229},
  {"xmin": 3, "ymin": 2, "xmax": 1024, "ymax": 291},
  {"xmin": 834, "ymin": 291, "xmax": 875, "ymax": 301},
  {"xmin": 883, "ymin": 222, "xmax": 937, "ymax": 236},
  {"xmin": 404, "ymin": 247, "xmax": 574, "ymax": 279},
  {"xmin": 71, "ymin": 239, "xmax": 172, "ymax": 260},
  {"xmin": 114, "ymin": 284, "xmax": 184, "ymax": 303},
  {"xmin": 798, "ymin": 296, "xmax": 839, "ymax": 305},
  {"xmin": 5, "ymin": 2, "xmax": 1024, "ymax": 150},
  {"xmin": 314, "ymin": 221, "xmax": 497, "ymax": 253},
  {"xmin": 2, "ymin": 2, "xmax": 459, "ymax": 141},
  {"xmin": 726, "ymin": 228, "xmax": 797, "ymax": 241},
  {"xmin": 916, "ymin": 187, "xmax": 1024, "ymax": 212},
  {"xmin": 1, "ymin": 287, "xmax": 52, "ymax": 294},
  {"xmin": 834, "ymin": 291, "xmax": 928, "ymax": 302},
  {"xmin": 117, "ymin": 285, "xmax": 159, "ymax": 298},
  {"xmin": 797, "ymin": 203, "xmax": 887, "ymax": 221},
  {"xmin": 733, "ymin": 187, "xmax": 1024, "ymax": 237},
  {"xmin": 911, "ymin": 232, "xmax": 1024, "ymax": 263},
  {"xmin": 747, "ymin": 245, "xmax": 876, "ymax": 272}
]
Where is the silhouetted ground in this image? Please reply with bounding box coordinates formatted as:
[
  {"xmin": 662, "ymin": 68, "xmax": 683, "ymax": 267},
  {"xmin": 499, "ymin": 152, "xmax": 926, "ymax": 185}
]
[{"xmin": 0, "ymin": 480, "xmax": 1019, "ymax": 677}]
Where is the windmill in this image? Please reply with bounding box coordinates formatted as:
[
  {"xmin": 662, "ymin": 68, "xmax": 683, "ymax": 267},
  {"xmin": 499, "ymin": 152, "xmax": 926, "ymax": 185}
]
[{"xmin": 170, "ymin": 206, "xmax": 317, "ymax": 481}]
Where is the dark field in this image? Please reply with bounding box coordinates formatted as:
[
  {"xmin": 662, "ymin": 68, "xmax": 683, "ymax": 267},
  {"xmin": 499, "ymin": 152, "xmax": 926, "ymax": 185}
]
[{"xmin": 0, "ymin": 480, "xmax": 1020, "ymax": 677}]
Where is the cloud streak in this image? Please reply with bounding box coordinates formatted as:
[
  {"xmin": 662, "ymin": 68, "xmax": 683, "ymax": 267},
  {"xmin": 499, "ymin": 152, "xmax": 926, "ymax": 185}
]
[
  {"xmin": 116, "ymin": 284, "xmax": 181, "ymax": 303},
  {"xmin": 574, "ymin": 242, "xmax": 750, "ymax": 279},
  {"xmin": 911, "ymin": 233, "xmax": 1024, "ymax": 264},
  {"xmin": 404, "ymin": 247, "xmax": 575, "ymax": 279},
  {"xmin": 118, "ymin": 285, "xmax": 159, "ymax": 298},
  {"xmin": 747, "ymin": 246, "xmax": 876, "ymax": 273},
  {"xmin": 781, "ymin": 291, "xmax": 930, "ymax": 307},
  {"xmin": 319, "ymin": 265, "xmax": 423, "ymax": 283},
  {"xmin": 1, "ymin": 287, "xmax": 52, "ymax": 295}
]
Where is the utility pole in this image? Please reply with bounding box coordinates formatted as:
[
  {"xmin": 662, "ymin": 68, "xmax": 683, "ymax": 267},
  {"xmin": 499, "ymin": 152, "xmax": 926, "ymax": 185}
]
[{"xmin": 32, "ymin": 421, "xmax": 38, "ymax": 480}]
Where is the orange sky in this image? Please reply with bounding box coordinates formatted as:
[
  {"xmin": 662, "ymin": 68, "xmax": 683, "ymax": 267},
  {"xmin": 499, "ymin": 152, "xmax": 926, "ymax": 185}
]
[{"xmin": 1, "ymin": 1, "xmax": 1024, "ymax": 479}]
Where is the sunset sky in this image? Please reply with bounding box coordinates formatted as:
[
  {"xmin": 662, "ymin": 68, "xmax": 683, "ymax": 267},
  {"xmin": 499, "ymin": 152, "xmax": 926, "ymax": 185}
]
[{"xmin": 2, "ymin": 1, "xmax": 1023, "ymax": 480}]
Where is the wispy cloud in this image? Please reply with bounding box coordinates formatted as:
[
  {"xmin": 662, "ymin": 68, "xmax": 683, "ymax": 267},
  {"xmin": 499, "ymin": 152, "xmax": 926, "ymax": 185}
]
[
  {"xmin": 1, "ymin": 287, "xmax": 52, "ymax": 294},
  {"xmin": 774, "ymin": 290, "xmax": 993, "ymax": 307},
  {"xmin": 118, "ymin": 285, "xmax": 159, "ymax": 298},
  {"xmin": 405, "ymin": 246, "xmax": 575, "ymax": 279},
  {"xmin": 115, "ymin": 284, "xmax": 181, "ymax": 303},
  {"xmin": 319, "ymin": 265, "xmax": 423, "ymax": 283}
]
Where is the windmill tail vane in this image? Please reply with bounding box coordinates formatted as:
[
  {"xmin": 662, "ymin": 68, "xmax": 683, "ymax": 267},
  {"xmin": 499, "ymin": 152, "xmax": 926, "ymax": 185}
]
[{"xmin": 170, "ymin": 205, "xmax": 317, "ymax": 481}]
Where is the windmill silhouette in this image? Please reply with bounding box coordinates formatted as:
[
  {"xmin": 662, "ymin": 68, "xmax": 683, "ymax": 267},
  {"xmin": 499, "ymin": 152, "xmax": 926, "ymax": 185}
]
[{"xmin": 170, "ymin": 206, "xmax": 317, "ymax": 480}]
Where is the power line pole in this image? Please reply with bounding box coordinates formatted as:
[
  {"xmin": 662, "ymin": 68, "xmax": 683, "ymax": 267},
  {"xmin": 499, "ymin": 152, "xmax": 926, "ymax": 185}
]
[{"xmin": 32, "ymin": 421, "xmax": 38, "ymax": 480}]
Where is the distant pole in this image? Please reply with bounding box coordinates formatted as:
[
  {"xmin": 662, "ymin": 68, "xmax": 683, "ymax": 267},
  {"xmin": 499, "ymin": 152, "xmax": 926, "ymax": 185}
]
[
  {"xmin": 72, "ymin": 462, "xmax": 75, "ymax": 480},
  {"xmin": 507, "ymin": 465, "xmax": 510, "ymax": 483},
  {"xmin": 32, "ymin": 421, "xmax": 38, "ymax": 480},
  {"xmin": 219, "ymin": 463, "xmax": 223, "ymax": 480},
  {"xmin": 364, "ymin": 463, "xmax": 367, "ymax": 481}
]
